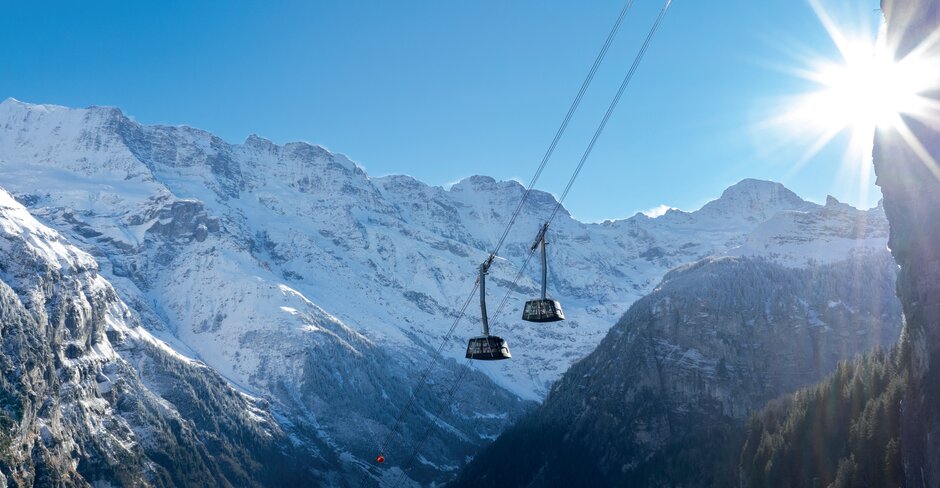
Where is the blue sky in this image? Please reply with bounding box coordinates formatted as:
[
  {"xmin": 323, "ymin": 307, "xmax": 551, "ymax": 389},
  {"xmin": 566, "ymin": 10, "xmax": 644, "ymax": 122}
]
[{"xmin": 1, "ymin": 0, "xmax": 883, "ymax": 222}]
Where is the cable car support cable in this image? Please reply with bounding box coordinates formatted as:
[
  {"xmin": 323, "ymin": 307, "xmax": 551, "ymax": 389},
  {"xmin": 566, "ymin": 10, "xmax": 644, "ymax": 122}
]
[
  {"xmin": 549, "ymin": 0, "xmax": 673, "ymax": 222},
  {"xmin": 487, "ymin": 0, "xmax": 636, "ymax": 260},
  {"xmin": 495, "ymin": 0, "xmax": 674, "ymax": 332},
  {"xmin": 361, "ymin": 0, "xmax": 637, "ymax": 478},
  {"xmin": 388, "ymin": 1, "xmax": 674, "ymax": 483},
  {"xmin": 494, "ymin": 0, "xmax": 675, "ymax": 336}
]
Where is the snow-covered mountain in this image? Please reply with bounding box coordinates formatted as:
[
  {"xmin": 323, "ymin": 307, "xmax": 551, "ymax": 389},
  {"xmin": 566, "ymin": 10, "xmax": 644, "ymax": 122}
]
[{"xmin": 0, "ymin": 98, "xmax": 891, "ymax": 484}]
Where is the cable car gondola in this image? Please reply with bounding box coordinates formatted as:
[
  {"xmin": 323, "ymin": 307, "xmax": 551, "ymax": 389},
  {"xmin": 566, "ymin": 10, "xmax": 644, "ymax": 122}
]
[
  {"xmin": 522, "ymin": 222, "xmax": 565, "ymax": 323},
  {"xmin": 466, "ymin": 256, "xmax": 511, "ymax": 360}
]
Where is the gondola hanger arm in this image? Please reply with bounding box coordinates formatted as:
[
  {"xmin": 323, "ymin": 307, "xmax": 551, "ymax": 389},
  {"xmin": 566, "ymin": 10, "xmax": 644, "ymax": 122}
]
[{"xmin": 530, "ymin": 222, "xmax": 549, "ymax": 251}]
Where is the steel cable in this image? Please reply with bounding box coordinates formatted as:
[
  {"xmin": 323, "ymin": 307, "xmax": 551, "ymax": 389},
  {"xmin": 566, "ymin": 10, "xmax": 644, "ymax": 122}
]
[
  {"xmin": 384, "ymin": 1, "xmax": 674, "ymax": 484},
  {"xmin": 362, "ymin": 1, "xmax": 648, "ymax": 484}
]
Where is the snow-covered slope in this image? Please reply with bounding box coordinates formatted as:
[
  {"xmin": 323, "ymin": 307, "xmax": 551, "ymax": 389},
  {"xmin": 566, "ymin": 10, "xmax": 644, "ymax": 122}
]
[
  {"xmin": 731, "ymin": 195, "xmax": 889, "ymax": 266},
  {"xmin": 0, "ymin": 98, "xmax": 891, "ymax": 483}
]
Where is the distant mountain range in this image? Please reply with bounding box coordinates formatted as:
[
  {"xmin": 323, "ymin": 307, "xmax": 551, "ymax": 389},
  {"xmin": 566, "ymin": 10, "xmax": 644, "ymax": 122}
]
[{"xmin": 0, "ymin": 99, "xmax": 896, "ymax": 485}]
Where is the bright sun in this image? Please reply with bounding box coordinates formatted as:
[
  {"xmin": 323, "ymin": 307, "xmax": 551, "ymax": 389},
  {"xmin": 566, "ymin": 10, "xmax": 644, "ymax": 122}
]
[
  {"xmin": 804, "ymin": 38, "xmax": 920, "ymax": 132},
  {"xmin": 768, "ymin": 0, "xmax": 940, "ymax": 195}
]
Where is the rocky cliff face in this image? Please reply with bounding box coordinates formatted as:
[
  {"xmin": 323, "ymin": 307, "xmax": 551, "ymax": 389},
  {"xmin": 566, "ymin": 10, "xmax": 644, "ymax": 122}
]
[
  {"xmin": 0, "ymin": 189, "xmax": 327, "ymax": 486},
  {"xmin": 876, "ymin": 0, "xmax": 940, "ymax": 485},
  {"xmin": 454, "ymin": 255, "xmax": 901, "ymax": 487}
]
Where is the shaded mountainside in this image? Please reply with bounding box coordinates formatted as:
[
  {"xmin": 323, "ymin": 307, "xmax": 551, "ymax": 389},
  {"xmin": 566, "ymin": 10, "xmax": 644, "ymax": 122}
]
[
  {"xmin": 453, "ymin": 255, "xmax": 901, "ymax": 487},
  {"xmin": 0, "ymin": 189, "xmax": 327, "ymax": 486}
]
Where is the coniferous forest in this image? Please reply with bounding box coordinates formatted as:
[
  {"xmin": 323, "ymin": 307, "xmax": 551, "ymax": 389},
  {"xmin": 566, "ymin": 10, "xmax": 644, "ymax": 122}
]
[{"xmin": 741, "ymin": 345, "xmax": 907, "ymax": 487}]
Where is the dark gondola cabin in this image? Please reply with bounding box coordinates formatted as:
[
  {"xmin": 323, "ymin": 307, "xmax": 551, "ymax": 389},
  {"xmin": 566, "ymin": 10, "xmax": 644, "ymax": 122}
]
[
  {"xmin": 465, "ymin": 335, "xmax": 512, "ymax": 360},
  {"xmin": 522, "ymin": 299, "xmax": 565, "ymax": 322}
]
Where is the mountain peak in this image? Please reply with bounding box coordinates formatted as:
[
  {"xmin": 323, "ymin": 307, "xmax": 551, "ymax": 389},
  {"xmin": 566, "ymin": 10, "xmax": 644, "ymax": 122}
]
[
  {"xmin": 244, "ymin": 133, "xmax": 276, "ymax": 150},
  {"xmin": 697, "ymin": 179, "xmax": 811, "ymax": 220},
  {"xmin": 86, "ymin": 104, "xmax": 125, "ymax": 117},
  {"xmin": 822, "ymin": 194, "xmax": 866, "ymax": 215},
  {"xmin": 452, "ymin": 175, "xmax": 497, "ymax": 188},
  {"xmin": 720, "ymin": 178, "xmax": 798, "ymax": 200},
  {"xmin": 449, "ymin": 175, "xmax": 536, "ymax": 194}
]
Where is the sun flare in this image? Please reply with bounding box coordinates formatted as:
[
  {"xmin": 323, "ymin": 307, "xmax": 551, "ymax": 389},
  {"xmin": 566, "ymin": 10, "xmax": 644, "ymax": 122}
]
[
  {"xmin": 767, "ymin": 0, "xmax": 940, "ymax": 193},
  {"xmin": 801, "ymin": 37, "xmax": 923, "ymax": 133}
]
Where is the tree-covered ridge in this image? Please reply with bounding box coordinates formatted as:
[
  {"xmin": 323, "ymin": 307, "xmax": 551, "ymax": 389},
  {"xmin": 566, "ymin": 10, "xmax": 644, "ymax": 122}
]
[{"xmin": 741, "ymin": 343, "xmax": 907, "ymax": 487}]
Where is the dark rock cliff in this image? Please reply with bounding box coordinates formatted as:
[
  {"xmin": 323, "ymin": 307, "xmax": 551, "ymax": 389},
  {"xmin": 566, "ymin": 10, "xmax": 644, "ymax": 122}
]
[{"xmin": 876, "ymin": 0, "xmax": 940, "ymax": 485}]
